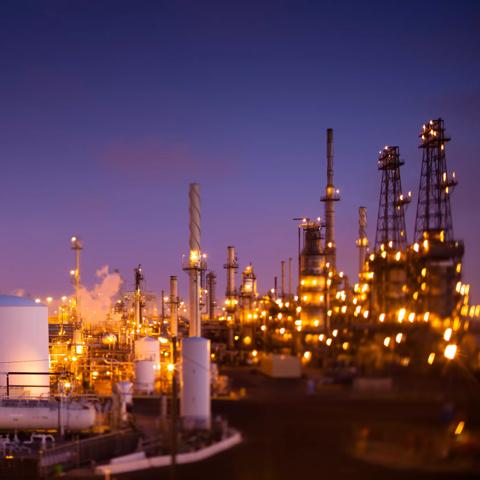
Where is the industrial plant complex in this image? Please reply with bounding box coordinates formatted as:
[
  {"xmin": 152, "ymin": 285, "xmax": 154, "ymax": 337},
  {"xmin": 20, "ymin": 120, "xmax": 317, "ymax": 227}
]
[{"xmin": 0, "ymin": 118, "xmax": 478, "ymax": 479}]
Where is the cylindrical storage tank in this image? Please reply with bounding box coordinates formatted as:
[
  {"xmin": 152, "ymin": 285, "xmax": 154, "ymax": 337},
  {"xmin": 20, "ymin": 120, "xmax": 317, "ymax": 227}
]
[
  {"xmin": 134, "ymin": 337, "xmax": 160, "ymax": 370},
  {"xmin": 0, "ymin": 398, "xmax": 95, "ymax": 431},
  {"xmin": 0, "ymin": 296, "xmax": 49, "ymax": 397},
  {"xmin": 134, "ymin": 360, "xmax": 155, "ymax": 394},
  {"xmin": 180, "ymin": 337, "xmax": 211, "ymax": 430}
]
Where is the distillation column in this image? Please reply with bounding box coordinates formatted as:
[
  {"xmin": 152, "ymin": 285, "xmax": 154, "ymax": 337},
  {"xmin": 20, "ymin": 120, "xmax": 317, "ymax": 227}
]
[
  {"xmin": 281, "ymin": 260, "xmax": 286, "ymax": 299},
  {"xmin": 206, "ymin": 271, "xmax": 216, "ymax": 320},
  {"xmin": 357, "ymin": 207, "xmax": 369, "ymax": 274},
  {"xmin": 134, "ymin": 265, "xmax": 144, "ymax": 328},
  {"xmin": 169, "ymin": 276, "xmax": 178, "ymax": 337},
  {"xmin": 321, "ymin": 128, "xmax": 340, "ymax": 270},
  {"xmin": 288, "ymin": 257, "xmax": 293, "ymax": 298},
  {"xmin": 298, "ymin": 219, "xmax": 327, "ymax": 330},
  {"xmin": 224, "ymin": 246, "xmax": 238, "ymax": 314}
]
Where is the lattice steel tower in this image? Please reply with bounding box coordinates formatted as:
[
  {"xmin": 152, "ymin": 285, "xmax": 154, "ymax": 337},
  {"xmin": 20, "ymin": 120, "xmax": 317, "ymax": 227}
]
[
  {"xmin": 414, "ymin": 118, "xmax": 456, "ymax": 242},
  {"xmin": 374, "ymin": 146, "xmax": 411, "ymax": 251}
]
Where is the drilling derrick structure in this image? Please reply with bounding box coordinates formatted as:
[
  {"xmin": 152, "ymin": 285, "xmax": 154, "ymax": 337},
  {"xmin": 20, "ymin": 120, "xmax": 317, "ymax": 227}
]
[
  {"xmin": 298, "ymin": 219, "xmax": 327, "ymax": 331},
  {"xmin": 411, "ymin": 119, "xmax": 464, "ymax": 318},
  {"xmin": 370, "ymin": 146, "xmax": 411, "ymax": 320}
]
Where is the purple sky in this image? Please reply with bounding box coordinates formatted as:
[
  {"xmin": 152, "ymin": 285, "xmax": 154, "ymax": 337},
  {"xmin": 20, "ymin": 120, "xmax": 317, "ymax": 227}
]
[{"xmin": 0, "ymin": 0, "xmax": 479, "ymax": 303}]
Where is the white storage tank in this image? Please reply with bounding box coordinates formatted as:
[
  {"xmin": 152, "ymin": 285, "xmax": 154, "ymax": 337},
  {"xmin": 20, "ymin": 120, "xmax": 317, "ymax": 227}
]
[
  {"xmin": 0, "ymin": 398, "xmax": 95, "ymax": 431},
  {"xmin": 180, "ymin": 337, "xmax": 211, "ymax": 429},
  {"xmin": 135, "ymin": 337, "xmax": 160, "ymax": 370},
  {"xmin": 134, "ymin": 360, "xmax": 155, "ymax": 394},
  {"xmin": 0, "ymin": 296, "xmax": 49, "ymax": 397}
]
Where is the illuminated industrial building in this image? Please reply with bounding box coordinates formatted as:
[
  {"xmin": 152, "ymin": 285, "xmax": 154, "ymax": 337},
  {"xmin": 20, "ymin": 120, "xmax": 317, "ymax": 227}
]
[{"xmin": 1, "ymin": 119, "xmax": 480, "ymax": 478}]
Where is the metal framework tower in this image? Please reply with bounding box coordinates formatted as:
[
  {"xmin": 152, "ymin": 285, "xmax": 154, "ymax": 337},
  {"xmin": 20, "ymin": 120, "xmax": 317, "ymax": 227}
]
[
  {"xmin": 414, "ymin": 118, "xmax": 456, "ymax": 242},
  {"xmin": 374, "ymin": 146, "xmax": 411, "ymax": 251},
  {"xmin": 409, "ymin": 119, "xmax": 463, "ymax": 318}
]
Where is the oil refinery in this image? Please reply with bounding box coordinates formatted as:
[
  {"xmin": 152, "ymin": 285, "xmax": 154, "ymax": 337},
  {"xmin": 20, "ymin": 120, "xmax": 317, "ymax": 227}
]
[{"xmin": 0, "ymin": 119, "xmax": 480, "ymax": 479}]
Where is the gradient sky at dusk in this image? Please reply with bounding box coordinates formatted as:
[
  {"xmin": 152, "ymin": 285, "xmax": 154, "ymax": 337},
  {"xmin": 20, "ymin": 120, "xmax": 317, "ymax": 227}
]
[{"xmin": 0, "ymin": 0, "xmax": 479, "ymax": 303}]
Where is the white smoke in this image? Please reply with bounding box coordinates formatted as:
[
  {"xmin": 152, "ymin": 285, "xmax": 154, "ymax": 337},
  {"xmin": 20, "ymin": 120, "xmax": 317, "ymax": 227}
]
[{"xmin": 78, "ymin": 265, "xmax": 123, "ymax": 327}]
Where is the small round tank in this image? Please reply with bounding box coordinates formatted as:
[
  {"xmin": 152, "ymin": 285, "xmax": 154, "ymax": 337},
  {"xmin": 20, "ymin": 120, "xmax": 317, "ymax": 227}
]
[
  {"xmin": 134, "ymin": 337, "xmax": 160, "ymax": 369},
  {"xmin": 134, "ymin": 360, "xmax": 154, "ymax": 394}
]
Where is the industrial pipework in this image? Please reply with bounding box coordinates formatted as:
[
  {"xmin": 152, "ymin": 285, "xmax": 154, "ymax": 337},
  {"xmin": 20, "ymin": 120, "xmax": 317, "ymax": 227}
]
[{"xmin": 321, "ymin": 129, "xmax": 340, "ymax": 270}]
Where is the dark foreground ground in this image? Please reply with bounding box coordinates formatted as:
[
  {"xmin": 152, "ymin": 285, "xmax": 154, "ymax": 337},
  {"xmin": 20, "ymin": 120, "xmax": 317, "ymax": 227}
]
[{"xmin": 107, "ymin": 368, "xmax": 478, "ymax": 480}]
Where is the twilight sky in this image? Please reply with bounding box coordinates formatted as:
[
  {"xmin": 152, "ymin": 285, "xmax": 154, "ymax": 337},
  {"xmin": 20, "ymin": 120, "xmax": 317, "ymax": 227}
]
[{"xmin": 0, "ymin": 0, "xmax": 479, "ymax": 303}]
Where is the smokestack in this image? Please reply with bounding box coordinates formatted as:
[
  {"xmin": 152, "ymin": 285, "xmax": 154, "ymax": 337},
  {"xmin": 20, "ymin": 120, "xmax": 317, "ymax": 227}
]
[
  {"xmin": 288, "ymin": 257, "xmax": 292, "ymax": 297},
  {"xmin": 357, "ymin": 207, "xmax": 369, "ymax": 274},
  {"xmin": 321, "ymin": 128, "xmax": 340, "ymax": 270},
  {"xmin": 70, "ymin": 235, "xmax": 83, "ymax": 327},
  {"xmin": 327, "ymin": 128, "xmax": 334, "ymax": 188},
  {"xmin": 188, "ymin": 183, "xmax": 201, "ymax": 337},
  {"xmin": 169, "ymin": 276, "xmax": 178, "ymax": 337},
  {"xmin": 274, "ymin": 276, "xmax": 278, "ymax": 298},
  {"xmin": 206, "ymin": 271, "xmax": 216, "ymax": 320},
  {"xmin": 281, "ymin": 260, "xmax": 286, "ymax": 299}
]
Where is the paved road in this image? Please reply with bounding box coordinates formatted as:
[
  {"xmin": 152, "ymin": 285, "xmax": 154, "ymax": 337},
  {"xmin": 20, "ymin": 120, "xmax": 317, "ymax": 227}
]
[{"xmin": 117, "ymin": 368, "xmax": 477, "ymax": 480}]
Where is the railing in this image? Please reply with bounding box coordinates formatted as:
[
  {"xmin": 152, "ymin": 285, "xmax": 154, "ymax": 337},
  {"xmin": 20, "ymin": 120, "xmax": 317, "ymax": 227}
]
[{"xmin": 37, "ymin": 429, "xmax": 139, "ymax": 477}]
